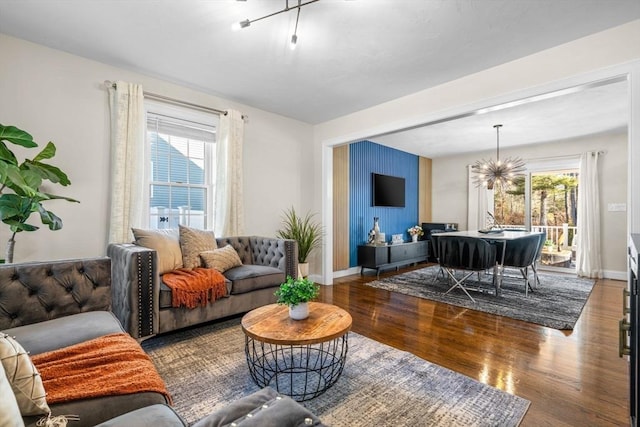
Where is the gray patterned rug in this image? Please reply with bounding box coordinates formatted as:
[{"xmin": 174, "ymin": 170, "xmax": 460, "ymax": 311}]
[
  {"xmin": 143, "ymin": 317, "xmax": 530, "ymax": 426},
  {"xmin": 365, "ymin": 266, "xmax": 595, "ymax": 330}
]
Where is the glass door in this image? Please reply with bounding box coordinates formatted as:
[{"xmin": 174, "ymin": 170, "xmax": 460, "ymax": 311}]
[{"xmin": 493, "ymin": 161, "xmax": 580, "ymax": 272}]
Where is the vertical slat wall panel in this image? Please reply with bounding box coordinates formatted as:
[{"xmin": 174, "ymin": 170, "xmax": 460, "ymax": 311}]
[
  {"xmin": 349, "ymin": 141, "xmax": 419, "ymax": 268},
  {"xmin": 419, "ymin": 157, "xmax": 432, "ymax": 223},
  {"xmin": 333, "ymin": 145, "xmax": 350, "ymax": 271}
]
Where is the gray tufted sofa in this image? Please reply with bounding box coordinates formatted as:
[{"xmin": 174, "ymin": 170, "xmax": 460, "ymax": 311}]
[
  {"xmin": 0, "ymin": 257, "xmax": 172, "ymax": 426},
  {"xmin": 107, "ymin": 236, "xmax": 298, "ymax": 339},
  {"xmin": 0, "ymin": 257, "xmax": 324, "ymax": 427}
]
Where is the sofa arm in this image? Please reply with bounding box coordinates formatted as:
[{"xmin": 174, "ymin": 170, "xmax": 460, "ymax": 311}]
[
  {"xmin": 0, "ymin": 257, "xmax": 111, "ymax": 330},
  {"xmin": 107, "ymin": 243, "xmax": 159, "ymax": 339},
  {"xmin": 249, "ymin": 237, "xmax": 299, "ymax": 279}
]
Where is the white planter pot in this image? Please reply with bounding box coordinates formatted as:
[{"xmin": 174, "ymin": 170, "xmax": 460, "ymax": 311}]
[
  {"xmin": 298, "ymin": 262, "xmax": 309, "ymax": 278},
  {"xmin": 411, "ymin": 235, "xmax": 418, "ymax": 242},
  {"xmin": 289, "ymin": 302, "xmax": 309, "ymax": 320}
]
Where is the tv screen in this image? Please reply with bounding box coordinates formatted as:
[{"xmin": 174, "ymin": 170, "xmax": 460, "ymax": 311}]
[{"xmin": 372, "ymin": 173, "xmax": 405, "ymax": 207}]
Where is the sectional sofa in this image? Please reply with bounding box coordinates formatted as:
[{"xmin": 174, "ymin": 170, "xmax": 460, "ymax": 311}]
[{"xmin": 0, "ymin": 257, "xmax": 323, "ymax": 426}]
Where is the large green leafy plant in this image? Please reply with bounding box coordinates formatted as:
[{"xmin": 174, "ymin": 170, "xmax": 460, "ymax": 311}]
[
  {"xmin": 276, "ymin": 206, "xmax": 323, "ymax": 263},
  {"xmin": 0, "ymin": 124, "xmax": 78, "ymax": 263}
]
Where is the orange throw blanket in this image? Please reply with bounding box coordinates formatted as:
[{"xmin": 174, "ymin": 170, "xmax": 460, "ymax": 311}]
[
  {"xmin": 31, "ymin": 333, "xmax": 171, "ymax": 405},
  {"xmin": 163, "ymin": 267, "xmax": 227, "ymax": 309}
]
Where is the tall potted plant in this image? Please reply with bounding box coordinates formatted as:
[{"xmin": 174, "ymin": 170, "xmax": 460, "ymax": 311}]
[
  {"xmin": 276, "ymin": 206, "xmax": 323, "ymax": 277},
  {"xmin": 0, "ymin": 124, "xmax": 79, "ymax": 263}
]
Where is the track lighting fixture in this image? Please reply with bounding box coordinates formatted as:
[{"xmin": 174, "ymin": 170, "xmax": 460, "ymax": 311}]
[{"xmin": 232, "ymin": 0, "xmax": 320, "ymax": 49}]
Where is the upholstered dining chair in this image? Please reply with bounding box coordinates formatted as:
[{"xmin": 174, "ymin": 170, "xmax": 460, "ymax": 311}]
[
  {"xmin": 438, "ymin": 236, "xmax": 497, "ymax": 303},
  {"xmin": 429, "ymin": 231, "xmax": 446, "ymax": 284},
  {"xmin": 498, "ymin": 233, "xmax": 542, "ymax": 296},
  {"xmin": 530, "ymin": 233, "xmax": 547, "ymax": 289}
]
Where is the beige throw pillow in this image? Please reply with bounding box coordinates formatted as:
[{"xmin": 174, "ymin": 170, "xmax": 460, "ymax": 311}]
[
  {"xmin": 179, "ymin": 225, "xmax": 217, "ymax": 269},
  {"xmin": 0, "ymin": 361, "xmax": 25, "ymax": 427},
  {"xmin": 132, "ymin": 228, "xmax": 183, "ymax": 275},
  {"xmin": 0, "ymin": 333, "xmax": 49, "ymax": 417},
  {"xmin": 200, "ymin": 245, "xmax": 243, "ymax": 273}
]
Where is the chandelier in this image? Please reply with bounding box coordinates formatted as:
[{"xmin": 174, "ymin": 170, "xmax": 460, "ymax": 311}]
[
  {"xmin": 232, "ymin": 0, "xmax": 320, "ymax": 50},
  {"xmin": 471, "ymin": 124, "xmax": 526, "ymax": 190}
]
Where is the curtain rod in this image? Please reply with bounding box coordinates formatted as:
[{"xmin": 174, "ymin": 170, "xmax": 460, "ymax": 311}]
[
  {"xmin": 526, "ymin": 150, "xmax": 606, "ymax": 163},
  {"xmin": 104, "ymin": 80, "xmax": 247, "ymax": 120}
]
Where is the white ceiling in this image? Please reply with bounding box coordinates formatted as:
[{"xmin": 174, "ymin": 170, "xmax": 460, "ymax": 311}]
[
  {"xmin": 0, "ymin": 0, "xmax": 638, "ymax": 155},
  {"xmin": 374, "ymin": 78, "xmax": 630, "ymax": 158}
]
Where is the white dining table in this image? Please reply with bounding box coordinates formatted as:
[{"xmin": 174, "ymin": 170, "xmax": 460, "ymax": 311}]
[{"xmin": 434, "ymin": 230, "xmax": 544, "ymax": 296}]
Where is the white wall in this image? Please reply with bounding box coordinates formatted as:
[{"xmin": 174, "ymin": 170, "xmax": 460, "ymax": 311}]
[
  {"xmin": 432, "ymin": 133, "xmax": 628, "ymax": 276},
  {"xmin": 0, "ymin": 34, "xmax": 313, "ymax": 263},
  {"xmin": 315, "ymin": 19, "xmax": 640, "ymax": 283}
]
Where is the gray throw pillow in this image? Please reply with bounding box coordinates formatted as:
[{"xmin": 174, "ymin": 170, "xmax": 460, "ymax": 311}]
[{"xmin": 192, "ymin": 387, "xmax": 324, "ymax": 427}]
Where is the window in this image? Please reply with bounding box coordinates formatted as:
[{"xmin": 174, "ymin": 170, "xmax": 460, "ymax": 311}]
[{"xmin": 146, "ymin": 102, "xmax": 219, "ymax": 230}]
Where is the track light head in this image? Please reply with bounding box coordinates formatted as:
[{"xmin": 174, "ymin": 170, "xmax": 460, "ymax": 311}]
[
  {"xmin": 232, "ymin": 19, "xmax": 251, "ymax": 31},
  {"xmin": 290, "ymin": 34, "xmax": 298, "ymax": 50}
]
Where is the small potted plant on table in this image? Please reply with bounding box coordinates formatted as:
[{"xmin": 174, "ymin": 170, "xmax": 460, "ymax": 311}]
[{"xmin": 275, "ymin": 275, "xmax": 320, "ymax": 320}]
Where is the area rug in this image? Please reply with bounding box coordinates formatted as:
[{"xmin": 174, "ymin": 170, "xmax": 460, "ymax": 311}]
[
  {"xmin": 365, "ymin": 267, "xmax": 595, "ymax": 330},
  {"xmin": 142, "ymin": 317, "xmax": 530, "ymax": 426}
]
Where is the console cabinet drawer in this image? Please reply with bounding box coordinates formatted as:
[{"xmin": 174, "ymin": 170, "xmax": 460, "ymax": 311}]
[
  {"xmin": 389, "ymin": 241, "xmax": 428, "ymax": 262},
  {"xmin": 358, "ymin": 245, "xmax": 389, "ymax": 268}
]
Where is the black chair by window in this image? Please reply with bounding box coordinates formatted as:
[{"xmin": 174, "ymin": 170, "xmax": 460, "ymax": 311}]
[
  {"xmin": 438, "ymin": 236, "xmax": 497, "ymax": 303},
  {"xmin": 498, "ymin": 233, "xmax": 542, "ymax": 296}
]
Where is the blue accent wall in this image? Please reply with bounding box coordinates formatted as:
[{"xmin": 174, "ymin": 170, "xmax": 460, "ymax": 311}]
[{"xmin": 349, "ymin": 141, "xmax": 419, "ymax": 267}]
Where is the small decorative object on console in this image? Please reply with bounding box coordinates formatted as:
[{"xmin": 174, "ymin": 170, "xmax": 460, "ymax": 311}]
[
  {"xmin": 391, "ymin": 234, "xmax": 404, "ymax": 245},
  {"xmin": 408, "ymin": 225, "xmax": 424, "ymax": 242}
]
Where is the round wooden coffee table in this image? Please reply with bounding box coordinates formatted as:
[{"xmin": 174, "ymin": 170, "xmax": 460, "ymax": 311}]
[{"xmin": 241, "ymin": 302, "xmax": 352, "ymax": 401}]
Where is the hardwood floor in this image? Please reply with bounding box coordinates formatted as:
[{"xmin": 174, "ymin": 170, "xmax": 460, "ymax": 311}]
[{"xmin": 318, "ymin": 264, "xmax": 630, "ymax": 426}]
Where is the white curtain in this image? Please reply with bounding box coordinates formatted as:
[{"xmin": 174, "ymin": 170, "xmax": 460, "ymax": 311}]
[
  {"xmin": 214, "ymin": 109, "xmax": 245, "ymax": 236},
  {"xmin": 107, "ymin": 81, "xmax": 146, "ymax": 243},
  {"xmin": 467, "ymin": 165, "xmax": 489, "ymax": 230},
  {"xmin": 576, "ymin": 151, "xmax": 602, "ymax": 278}
]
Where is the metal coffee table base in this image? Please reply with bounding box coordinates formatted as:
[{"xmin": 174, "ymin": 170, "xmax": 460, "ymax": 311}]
[{"xmin": 244, "ymin": 334, "xmax": 348, "ymax": 402}]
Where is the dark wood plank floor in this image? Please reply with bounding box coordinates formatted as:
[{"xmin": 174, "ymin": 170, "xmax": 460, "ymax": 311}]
[{"xmin": 318, "ymin": 264, "xmax": 630, "ymax": 426}]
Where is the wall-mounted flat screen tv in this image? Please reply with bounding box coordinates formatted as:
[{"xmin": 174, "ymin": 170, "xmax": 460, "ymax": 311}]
[{"xmin": 372, "ymin": 173, "xmax": 405, "ymax": 207}]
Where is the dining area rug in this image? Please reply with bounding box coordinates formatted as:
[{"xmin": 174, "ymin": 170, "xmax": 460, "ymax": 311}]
[
  {"xmin": 365, "ymin": 267, "xmax": 595, "ymax": 330},
  {"xmin": 143, "ymin": 317, "xmax": 530, "ymax": 426}
]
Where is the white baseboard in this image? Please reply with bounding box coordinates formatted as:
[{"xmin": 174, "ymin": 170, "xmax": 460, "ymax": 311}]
[{"xmin": 603, "ymin": 270, "xmax": 626, "ymax": 281}]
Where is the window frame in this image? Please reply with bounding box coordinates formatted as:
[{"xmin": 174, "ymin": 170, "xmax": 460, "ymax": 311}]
[{"xmin": 144, "ymin": 100, "xmax": 219, "ymax": 230}]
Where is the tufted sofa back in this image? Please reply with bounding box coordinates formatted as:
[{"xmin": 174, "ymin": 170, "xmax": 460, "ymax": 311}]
[
  {"xmin": 216, "ymin": 236, "xmax": 297, "ymax": 273},
  {"xmin": 0, "ymin": 257, "xmax": 111, "ymax": 330}
]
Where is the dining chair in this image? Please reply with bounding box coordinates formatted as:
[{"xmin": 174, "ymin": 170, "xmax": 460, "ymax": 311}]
[
  {"xmin": 530, "ymin": 233, "xmax": 547, "ymax": 289},
  {"xmin": 438, "ymin": 236, "xmax": 497, "ymax": 303},
  {"xmin": 429, "ymin": 231, "xmax": 446, "ymax": 284},
  {"xmin": 498, "ymin": 233, "xmax": 541, "ymax": 296}
]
